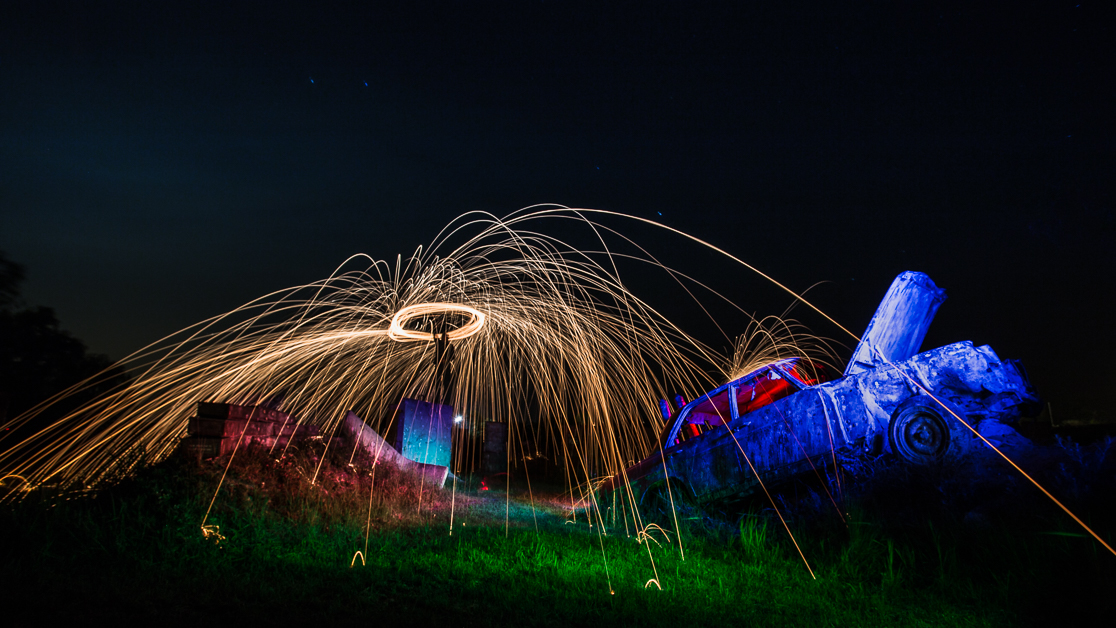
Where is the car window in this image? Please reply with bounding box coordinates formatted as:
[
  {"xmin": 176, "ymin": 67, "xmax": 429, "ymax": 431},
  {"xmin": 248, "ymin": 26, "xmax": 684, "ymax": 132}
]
[
  {"xmin": 670, "ymin": 388, "xmax": 732, "ymax": 446},
  {"xmin": 734, "ymin": 367, "xmax": 799, "ymax": 416},
  {"xmin": 659, "ymin": 360, "xmax": 824, "ymax": 450},
  {"xmin": 781, "ymin": 358, "xmax": 834, "ymax": 387}
]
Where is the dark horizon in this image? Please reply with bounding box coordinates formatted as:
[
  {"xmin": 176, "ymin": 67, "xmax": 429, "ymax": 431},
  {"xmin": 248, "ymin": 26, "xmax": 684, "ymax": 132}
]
[{"xmin": 2, "ymin": 2, "xmax": 1112, "ymax": 418}]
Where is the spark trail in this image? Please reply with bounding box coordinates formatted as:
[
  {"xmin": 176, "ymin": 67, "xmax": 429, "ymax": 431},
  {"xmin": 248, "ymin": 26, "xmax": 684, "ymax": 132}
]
[{"xmin": 0, "ymin": 207, "xmax": 761, "ymax": 501}]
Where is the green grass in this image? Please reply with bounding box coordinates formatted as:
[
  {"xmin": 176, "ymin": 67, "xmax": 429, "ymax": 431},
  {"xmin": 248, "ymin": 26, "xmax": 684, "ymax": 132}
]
[{"xmin": 2, "ymin": 439, "xmax": 1113, "ymax": 626}]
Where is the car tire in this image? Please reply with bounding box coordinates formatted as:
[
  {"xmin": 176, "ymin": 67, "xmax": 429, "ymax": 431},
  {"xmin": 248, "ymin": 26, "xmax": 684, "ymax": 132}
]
[{"xmin": 888, "ymin": 395, "xmax": 967, "ymax": 465}]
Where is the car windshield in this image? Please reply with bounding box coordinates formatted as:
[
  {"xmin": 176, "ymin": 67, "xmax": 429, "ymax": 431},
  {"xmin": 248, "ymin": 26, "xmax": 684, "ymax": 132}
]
[{"xmin": 658, "ymin": 358, "xmax": 832, "ymax": 448}]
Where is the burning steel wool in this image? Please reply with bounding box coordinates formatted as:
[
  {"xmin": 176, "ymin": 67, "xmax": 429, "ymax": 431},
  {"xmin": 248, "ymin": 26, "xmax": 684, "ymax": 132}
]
[{"xmin": 0, "ymin": 208, "xmax": 745, "ymax": 500}]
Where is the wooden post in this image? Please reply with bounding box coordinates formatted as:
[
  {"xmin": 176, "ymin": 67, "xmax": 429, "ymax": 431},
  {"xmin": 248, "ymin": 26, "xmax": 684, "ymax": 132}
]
[{"xmin": 845, "ymin": 271, "xmax": 947, "ymax": 376}]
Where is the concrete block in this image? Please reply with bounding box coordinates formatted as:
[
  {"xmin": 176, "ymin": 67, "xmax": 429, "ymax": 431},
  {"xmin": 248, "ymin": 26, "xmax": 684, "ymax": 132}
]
[{"xmin": 482, "ymin": 421, "xmax": 508, "ymax": 473}]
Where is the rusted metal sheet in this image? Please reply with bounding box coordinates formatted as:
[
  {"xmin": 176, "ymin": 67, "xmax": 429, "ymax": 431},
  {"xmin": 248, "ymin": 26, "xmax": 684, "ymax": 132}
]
[
  {"xmin": 339, "ymin": 411, "xmax": 448, "ymax": 488},
  {"xmin": 600, "ymin": 271, "xmax": 1040, "ymax": 512}
]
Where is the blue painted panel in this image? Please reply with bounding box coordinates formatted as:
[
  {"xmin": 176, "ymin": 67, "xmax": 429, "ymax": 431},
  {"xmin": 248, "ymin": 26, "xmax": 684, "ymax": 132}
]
[{"xmin": 396, "ymin": 398, "xmax": 454, "ymax": 467}]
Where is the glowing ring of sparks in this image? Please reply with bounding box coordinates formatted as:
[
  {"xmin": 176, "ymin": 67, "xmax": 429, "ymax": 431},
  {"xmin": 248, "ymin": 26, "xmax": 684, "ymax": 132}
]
[{"xmin": 387, "ymin": 303, "xmax": 486, "ymax": 342}]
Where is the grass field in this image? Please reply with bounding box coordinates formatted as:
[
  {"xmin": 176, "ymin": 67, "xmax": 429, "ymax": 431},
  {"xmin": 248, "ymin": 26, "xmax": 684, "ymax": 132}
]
[{"xmin": 2, "ymin": 437, "xmax": 1113, "ymax": 627}]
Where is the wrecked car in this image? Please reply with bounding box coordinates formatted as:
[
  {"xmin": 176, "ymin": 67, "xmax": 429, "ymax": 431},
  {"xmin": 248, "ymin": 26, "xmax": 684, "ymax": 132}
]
[{"xmin": 599, "ymin": 271, "xmax": 1040, "ymax": 513}]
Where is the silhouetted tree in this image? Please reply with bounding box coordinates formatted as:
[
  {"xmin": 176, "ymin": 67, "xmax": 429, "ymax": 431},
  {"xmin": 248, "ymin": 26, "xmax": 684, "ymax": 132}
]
[
  {"xmin": 0, "ymin": 251, "xmax": 24, "ymax": 311},
  {"xmin": 0, "ymin": 252, "xmax": 127, "ymax": 433}
]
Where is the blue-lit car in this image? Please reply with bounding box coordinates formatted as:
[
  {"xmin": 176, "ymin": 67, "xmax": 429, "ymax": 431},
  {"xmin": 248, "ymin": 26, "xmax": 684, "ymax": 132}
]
[{"xmin": 599, "ymin": 272, "xmax": 1040, "ymax": 513}]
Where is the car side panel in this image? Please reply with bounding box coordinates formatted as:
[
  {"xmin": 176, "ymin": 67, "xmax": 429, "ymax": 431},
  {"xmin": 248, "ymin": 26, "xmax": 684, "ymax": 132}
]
[{"xmin": 674, "ymin": 387, "xmax": 861, "ymax": 503}]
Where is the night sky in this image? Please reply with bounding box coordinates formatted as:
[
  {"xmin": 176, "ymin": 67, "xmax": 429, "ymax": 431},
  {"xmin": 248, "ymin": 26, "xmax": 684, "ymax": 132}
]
[{"xmin": 1, "ymin": 2, "xmax": 1112, "ymax": 417}]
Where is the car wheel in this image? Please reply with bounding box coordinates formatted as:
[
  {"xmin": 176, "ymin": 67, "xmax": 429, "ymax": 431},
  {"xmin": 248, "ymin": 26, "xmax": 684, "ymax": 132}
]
[{"xmin": 888, "ymin": 395, "xmax": 964, "ymax": 465}]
